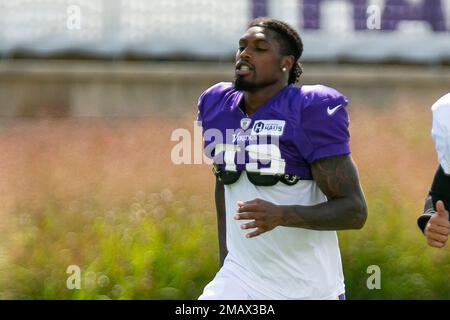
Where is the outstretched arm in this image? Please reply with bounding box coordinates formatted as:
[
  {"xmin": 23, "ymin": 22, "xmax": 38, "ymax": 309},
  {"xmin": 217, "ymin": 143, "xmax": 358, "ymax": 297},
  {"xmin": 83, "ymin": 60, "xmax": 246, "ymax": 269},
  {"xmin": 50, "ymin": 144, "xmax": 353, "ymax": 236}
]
[{"xmin": 235, "ymin": 154, "xmax": 367, "ymax": 238}]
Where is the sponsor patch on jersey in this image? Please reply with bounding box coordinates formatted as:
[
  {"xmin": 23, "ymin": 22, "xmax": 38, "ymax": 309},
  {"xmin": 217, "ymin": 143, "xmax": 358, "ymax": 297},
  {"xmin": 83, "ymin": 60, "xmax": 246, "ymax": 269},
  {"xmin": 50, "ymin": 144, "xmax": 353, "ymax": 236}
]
[{"xmin": 251, "ymin": 120, "xmax": 285, "ymax": 136}]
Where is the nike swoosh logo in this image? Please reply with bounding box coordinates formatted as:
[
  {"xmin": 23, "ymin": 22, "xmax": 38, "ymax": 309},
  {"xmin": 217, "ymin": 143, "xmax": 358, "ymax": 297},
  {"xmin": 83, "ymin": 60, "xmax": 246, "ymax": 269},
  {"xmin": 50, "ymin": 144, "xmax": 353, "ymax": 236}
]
[{"xmin": 327, "ymin": 104, "xmax": 343, "ymax": 116}]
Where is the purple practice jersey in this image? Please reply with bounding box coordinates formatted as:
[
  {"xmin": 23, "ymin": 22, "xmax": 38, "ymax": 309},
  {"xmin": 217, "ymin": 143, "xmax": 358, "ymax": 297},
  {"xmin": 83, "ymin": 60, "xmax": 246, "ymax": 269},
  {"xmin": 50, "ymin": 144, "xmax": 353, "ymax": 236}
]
[{"xmin": 197, "ymin": 82, "xmax": 350, "ymax": 179}]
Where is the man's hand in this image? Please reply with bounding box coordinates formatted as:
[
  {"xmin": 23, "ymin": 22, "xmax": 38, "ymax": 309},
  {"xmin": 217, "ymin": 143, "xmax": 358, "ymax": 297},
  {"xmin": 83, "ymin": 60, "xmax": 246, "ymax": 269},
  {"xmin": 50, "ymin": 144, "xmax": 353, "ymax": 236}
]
[
  {"xmin": 234, "ymin": 198, "xmax": 283, "ymax": 238},
  {"xmin": 425, "ymin": 200, "xmax": 450, "ymax": 248}
]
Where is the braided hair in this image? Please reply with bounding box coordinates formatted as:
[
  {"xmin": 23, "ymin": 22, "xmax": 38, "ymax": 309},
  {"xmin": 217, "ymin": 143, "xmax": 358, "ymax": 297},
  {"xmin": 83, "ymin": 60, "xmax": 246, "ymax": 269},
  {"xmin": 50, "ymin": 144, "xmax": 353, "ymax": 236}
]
[{"xmin": 248, "ymin": 17, "xmax": 304, "ymax": 84}]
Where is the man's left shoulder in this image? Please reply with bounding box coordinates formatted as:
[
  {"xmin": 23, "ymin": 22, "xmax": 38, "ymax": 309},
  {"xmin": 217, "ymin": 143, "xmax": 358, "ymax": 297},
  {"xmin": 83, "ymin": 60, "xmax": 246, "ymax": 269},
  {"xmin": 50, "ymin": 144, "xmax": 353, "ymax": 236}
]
[
  {"xmin": 292, "ymin": 84, "xmax": 351, "ymax": 164},
  {"xmin": 299, "ymin": 85, "xmax": 349, "ymax": 112}
]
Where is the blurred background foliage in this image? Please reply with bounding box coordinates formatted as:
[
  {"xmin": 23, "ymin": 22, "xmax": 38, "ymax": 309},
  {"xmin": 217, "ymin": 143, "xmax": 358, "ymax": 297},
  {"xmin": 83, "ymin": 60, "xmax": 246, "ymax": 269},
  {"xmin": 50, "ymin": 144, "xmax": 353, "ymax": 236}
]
[
  {"xmin": 1, "ymin": 0, "xmax": 450, "ymax": 300},
  {"xmin": 0, "ymin": 106, "xmax": 448, "ymax": 299}
]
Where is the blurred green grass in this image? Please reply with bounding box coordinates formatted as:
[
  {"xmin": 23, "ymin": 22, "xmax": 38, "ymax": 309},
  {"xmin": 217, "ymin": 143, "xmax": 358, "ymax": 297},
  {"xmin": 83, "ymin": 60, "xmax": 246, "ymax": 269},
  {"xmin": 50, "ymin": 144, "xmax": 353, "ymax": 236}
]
[
  {"xmin": 0, "ymin": 192, "xmax": 218, "ymax": 299},
  {"xmin": 341, "ymin": 183, "xmax": 450, "ymax": 299},
  {"xmin": 0, "ymin": 108, "xmax": 449, "ymax": 300}
]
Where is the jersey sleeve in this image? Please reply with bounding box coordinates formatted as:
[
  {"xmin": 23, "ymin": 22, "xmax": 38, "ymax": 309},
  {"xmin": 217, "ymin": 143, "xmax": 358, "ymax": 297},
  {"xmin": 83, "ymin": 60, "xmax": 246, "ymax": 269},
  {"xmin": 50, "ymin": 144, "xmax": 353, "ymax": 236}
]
[
  {"xmin": 298, "ymin": 85, "xmax": 350, "ymax": 164},
  {"xmin": 196, "ymin": 82, "xmax": 231, "ymax": 128},
  {"xmin": 196, "ymin": 86, "xmax": 211, "ymax": 126},
  {"xmin": 431, "ymin": 93, "xmax": 450, "ymax": 174},
  {"xmin": 196, "ymin": 91, "xmax": 206, "ymax": 126}
]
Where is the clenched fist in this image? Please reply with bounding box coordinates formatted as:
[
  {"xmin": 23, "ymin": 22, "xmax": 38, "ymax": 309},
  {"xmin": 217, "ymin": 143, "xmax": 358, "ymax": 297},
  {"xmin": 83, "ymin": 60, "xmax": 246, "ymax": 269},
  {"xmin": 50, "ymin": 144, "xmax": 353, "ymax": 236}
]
[{"xmin": 425, "ymin": 200, "xmax": 450, "ymax": 248}]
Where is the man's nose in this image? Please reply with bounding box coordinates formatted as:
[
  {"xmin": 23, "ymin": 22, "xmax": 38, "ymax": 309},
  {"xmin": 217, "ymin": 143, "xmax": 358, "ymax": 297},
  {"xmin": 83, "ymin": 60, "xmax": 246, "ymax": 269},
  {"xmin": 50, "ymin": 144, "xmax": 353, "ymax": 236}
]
[{"xmin": 239, "ymin": 48, "xmax": 251, "ymax": 60}]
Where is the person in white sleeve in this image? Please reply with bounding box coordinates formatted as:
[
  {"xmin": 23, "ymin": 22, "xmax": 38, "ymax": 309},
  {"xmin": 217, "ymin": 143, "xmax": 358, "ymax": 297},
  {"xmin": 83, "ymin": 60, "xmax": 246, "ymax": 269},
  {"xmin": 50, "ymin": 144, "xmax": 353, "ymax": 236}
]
[{"xmin": 417, "ymin": 93, "xmax": 450, "ymax": 248}]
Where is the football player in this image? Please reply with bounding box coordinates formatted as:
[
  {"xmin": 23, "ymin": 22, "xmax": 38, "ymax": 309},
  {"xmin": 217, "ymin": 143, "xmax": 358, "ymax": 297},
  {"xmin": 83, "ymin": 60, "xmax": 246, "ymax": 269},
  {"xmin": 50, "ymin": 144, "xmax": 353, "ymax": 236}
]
[
  {"xmin": 417, "ymin": 93, "xmax": 450, "ymax": 248},
  {"xmin": 197, "ymin": 17, "xmax": 367, "ymax": 300}
]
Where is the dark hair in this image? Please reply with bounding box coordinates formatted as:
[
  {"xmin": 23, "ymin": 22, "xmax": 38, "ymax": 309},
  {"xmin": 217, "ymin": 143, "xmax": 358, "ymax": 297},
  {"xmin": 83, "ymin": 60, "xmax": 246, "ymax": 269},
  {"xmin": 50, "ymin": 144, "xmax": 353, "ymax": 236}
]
[{"xmin": 248, "ymin": 17, "xmax": 303, "ymax": 84}]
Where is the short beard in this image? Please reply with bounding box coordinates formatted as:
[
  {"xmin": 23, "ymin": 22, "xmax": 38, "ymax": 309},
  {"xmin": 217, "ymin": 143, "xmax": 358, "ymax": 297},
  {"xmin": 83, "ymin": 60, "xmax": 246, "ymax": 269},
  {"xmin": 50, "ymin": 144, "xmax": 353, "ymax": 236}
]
[{"xmin": 234, "ymin": 76, "xmax": 277, "ymax": 93}]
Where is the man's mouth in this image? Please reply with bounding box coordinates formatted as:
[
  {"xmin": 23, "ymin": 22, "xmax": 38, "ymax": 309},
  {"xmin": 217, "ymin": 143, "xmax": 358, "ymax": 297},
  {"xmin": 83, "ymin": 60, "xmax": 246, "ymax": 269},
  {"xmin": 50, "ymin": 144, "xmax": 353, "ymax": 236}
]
[{"xmin": 235, "ymin": 63, "xmax": 254, "ymax": 76}]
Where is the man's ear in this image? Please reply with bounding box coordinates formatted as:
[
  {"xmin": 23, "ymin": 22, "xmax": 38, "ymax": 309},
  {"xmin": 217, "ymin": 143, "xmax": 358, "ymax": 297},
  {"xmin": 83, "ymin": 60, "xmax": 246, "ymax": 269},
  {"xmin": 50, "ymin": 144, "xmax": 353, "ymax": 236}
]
[{"xmin": 281, "ymin": 55, "xmax": 295, "ymax": 72}]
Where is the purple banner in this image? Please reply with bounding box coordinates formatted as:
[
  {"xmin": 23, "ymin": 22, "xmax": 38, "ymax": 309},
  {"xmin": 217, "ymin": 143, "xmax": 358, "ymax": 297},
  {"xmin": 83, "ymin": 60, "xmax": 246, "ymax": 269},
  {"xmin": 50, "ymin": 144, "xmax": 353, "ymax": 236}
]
[{"xmin": 252, "ymin": 0, "xmax": 448, "ymax": 32}]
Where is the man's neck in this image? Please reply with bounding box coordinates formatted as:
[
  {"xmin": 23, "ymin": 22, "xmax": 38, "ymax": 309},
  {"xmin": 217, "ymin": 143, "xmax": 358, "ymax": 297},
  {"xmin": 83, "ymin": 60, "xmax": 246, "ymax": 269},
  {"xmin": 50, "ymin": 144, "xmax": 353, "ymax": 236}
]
[{"xmin": 243, "ymin": 81, "xmax": 287, "ymax": 116}]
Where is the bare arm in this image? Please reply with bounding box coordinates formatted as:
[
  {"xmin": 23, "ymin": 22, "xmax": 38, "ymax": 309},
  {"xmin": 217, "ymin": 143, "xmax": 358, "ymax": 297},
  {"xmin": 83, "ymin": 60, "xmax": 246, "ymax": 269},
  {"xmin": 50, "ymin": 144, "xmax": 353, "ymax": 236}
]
[
  {"xmin": 215, "ymin": 179, "xmax": 228, "ymax": 267},
  {"xmin": 235, "ymin": 154, "xmax": 367, "ymax": 237},
  {"xmin": 281, "ymin": 154, "xmax": 367, "ymax": 230}
]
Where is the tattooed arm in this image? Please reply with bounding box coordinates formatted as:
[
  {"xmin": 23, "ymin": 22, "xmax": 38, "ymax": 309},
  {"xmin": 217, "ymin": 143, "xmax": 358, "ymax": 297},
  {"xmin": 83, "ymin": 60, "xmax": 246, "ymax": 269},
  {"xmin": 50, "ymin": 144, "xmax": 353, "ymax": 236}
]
[
  {"xmin": 215, "ymin": 179, "xmax": 228, "ymax": 267},
  {"xmin": 282, "ymin": 154, "xmax": 367, "ymax": 230},
  {"xmin": 235, "ymin": 154, "xmax": 367, "ymax": 237}
]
